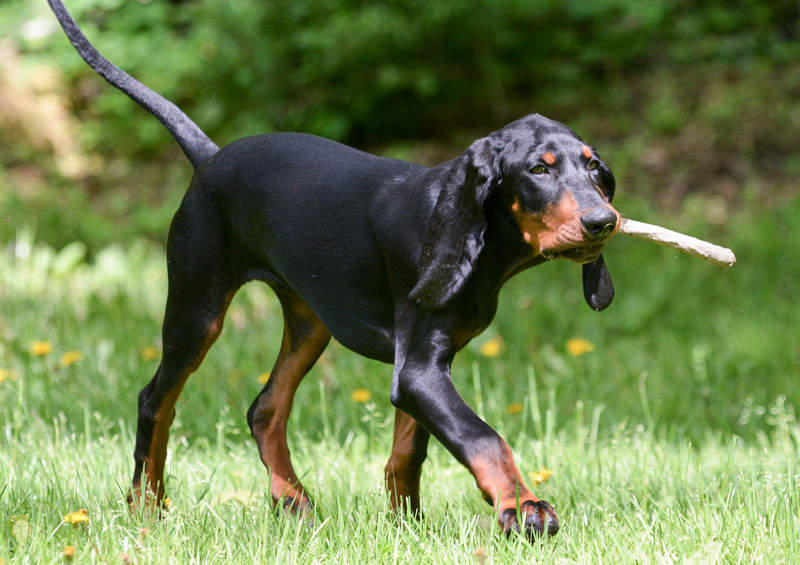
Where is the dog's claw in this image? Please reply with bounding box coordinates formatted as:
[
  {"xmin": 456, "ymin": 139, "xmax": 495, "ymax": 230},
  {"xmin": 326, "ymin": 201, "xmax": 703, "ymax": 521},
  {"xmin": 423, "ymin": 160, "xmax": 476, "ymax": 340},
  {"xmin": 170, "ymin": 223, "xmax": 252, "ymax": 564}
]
[
  {"xmin": 501, "ymin": 500, "xmax": 559, "ymax": 540},
  {"xmin": 277, "ymin": 496, "xmax": 315, "ymax": 524},
  {"xmin": 126, "ymin": 493, "xmax": 169, "ymax": 518}
]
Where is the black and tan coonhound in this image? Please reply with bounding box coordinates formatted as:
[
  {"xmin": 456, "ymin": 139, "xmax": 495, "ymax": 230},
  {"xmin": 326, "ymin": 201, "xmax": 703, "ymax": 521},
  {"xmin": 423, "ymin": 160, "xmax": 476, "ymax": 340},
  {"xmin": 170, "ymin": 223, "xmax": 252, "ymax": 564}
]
[{"xmin": 50, "ymin": 0, "xmax": 621, "ymax": 539}]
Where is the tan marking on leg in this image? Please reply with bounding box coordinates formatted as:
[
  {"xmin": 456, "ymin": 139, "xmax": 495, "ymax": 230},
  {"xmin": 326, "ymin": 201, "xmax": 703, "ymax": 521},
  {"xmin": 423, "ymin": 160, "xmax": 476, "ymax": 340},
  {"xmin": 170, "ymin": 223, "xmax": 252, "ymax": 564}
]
[
  {"xmin": 250, "ymin": 293, "xmax": 330, "ymax": 514},
  {"xmin": 134, "ymin": 291, "xmax": 236, "ymax": 509},
  {"xmin": 467, "ymin": 440, "xmax": 559, "ymax": 535},
  {"xmin": 140, "ymin": 385, "xmax": 183, "ymax": 504},
  {"xmin": 385, "ymin": 408, "xmax": 428, "ymax": 516},
  {"xmin": 468, "ymin": 441, "xmax": 538, "ymax": 510}
]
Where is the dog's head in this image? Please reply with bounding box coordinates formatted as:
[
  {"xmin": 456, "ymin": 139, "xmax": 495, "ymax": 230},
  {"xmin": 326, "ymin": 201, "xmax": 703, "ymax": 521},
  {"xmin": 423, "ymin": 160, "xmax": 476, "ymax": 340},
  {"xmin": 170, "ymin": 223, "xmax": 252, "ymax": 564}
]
[{"xmin": 410, "ymin": 114, "xmax": 619, "ymax": 311}]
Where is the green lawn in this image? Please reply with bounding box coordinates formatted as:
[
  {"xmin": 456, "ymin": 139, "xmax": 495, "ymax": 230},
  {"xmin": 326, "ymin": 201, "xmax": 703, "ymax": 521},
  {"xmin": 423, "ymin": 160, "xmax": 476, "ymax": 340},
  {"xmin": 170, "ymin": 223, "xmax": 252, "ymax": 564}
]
[
  {"xmin": 2, "ymin": 416, "xmax": 798, "ymax": 563},
  {"xmin": 1, "ymin": 196, "xmax": 799, "ymax": 563}
]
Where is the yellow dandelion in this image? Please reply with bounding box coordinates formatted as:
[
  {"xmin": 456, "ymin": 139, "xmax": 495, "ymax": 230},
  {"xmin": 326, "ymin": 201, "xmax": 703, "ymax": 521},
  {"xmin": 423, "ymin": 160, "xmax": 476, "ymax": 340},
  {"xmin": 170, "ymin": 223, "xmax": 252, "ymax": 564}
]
[
  {"xmin": 351, "ymin": 388, "xmax": 371, "ymax": 403},
  {"xmin": 257, "ymin": 371, "xmax": 271, "ymax": 384},
  {"xmin": 528, "ymin": 466, "xmax": 553, "ymax": 485},
  {"xmin": 9, "ymin": 514, "xmax": 30, "ymax": 544},
  {"xmin": 30, "ymin": 340, "xmax": 52, "ymax": 356},
  {"xmin": 63, "ymin": 508, "xmax": 89, "ymax": 526},
  {"xmin": 479, "ymin": 337, "xmax": 502, "ymax": 357},
  {"xmin": 566, "ymin": 338, "xmax": 595, "ymax": 357},
  {"xmin": 506, "ymin": 402, "xmax": 523, "ymax": 414},
  {"xmin": 140, "ymin": 345, "xmax": 160, "ymax": 361},
  {"xmin": 63, "ymin": 545, "xmax": 76, "ymax": 561},
  {"xmin": 59, "ymin": 350, "xmax": 83, "ymax": 368},
  {"xmin": 0, "ymin": 368, "xmax": 13, "ymax": 383},
  {"xmin": 163, "ymin": 497, "xmax": 172, "ymax": 509}
]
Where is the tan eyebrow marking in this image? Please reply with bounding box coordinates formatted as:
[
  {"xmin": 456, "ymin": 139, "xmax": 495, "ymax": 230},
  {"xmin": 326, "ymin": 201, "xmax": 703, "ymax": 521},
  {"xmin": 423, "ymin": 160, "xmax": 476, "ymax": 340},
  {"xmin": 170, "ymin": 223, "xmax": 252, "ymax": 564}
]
[
  {"xmin": 582, "ymin": 145, "xmax": 592, "ymax": 159},
  {"xmin": 541, "ymin": 152, "xmax": 556, "ymax": 165}
]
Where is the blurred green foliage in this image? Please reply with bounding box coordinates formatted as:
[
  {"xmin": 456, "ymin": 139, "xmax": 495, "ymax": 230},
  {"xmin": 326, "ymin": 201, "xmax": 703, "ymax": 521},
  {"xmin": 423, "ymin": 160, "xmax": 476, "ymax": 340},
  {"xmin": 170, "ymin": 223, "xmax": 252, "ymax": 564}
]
[
  {"xmin": 0, "ymin": 0, "xmax": 798, "ymax": 248},
  {"xmin": 18, "ymin": 0, "xmax": 800, "ymax": 143}
]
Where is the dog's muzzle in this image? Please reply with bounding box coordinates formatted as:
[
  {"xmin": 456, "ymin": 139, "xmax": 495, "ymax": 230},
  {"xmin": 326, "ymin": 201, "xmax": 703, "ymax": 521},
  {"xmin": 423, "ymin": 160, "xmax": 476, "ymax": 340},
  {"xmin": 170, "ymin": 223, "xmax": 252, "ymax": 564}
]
[{"xmin": 580, "ymin": 208, "xmax": 618, "ymax": 240}]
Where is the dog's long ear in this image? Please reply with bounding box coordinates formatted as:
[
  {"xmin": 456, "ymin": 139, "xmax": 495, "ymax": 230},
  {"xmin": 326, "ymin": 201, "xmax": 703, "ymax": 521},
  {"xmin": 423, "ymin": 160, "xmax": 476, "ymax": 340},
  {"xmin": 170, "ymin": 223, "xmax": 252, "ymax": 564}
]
[
  {"xmin": 409, "ymin": 137, "xmax": 499, "ymax": 310},
  {"xmin": 582, "ymin": 254, "xmax": 614, "ymax": 311}
]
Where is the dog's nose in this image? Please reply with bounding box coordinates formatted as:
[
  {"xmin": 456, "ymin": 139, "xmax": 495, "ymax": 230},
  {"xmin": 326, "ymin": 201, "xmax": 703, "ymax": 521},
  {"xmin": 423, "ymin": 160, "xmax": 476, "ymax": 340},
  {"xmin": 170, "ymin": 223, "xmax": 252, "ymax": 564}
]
[{"xmin": 580, "ymin": 208, "xmax": 617, "ymax": 239}]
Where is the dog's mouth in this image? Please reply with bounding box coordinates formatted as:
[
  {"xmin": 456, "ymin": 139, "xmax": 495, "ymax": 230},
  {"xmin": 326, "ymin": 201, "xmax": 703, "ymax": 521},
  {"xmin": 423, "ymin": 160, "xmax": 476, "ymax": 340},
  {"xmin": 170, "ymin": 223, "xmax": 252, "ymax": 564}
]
[
  {"xmin": 522, "ymin": 211, "xmax": 617, "ymax": 265},
  {"xmin": 538, "ymin": 215, "xmax": 618, "ymax": 264},
  {"xmin": 542, "ymin": 243, "xmax": 605, "ymax": 264}
]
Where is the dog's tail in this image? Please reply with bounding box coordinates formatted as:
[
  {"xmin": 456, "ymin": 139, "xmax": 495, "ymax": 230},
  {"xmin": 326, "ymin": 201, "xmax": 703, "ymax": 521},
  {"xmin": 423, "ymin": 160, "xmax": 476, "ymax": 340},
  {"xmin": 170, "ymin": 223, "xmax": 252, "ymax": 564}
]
[{"xmin": 47, "ymin": 0, "xmax": 219, "ymax": 169}]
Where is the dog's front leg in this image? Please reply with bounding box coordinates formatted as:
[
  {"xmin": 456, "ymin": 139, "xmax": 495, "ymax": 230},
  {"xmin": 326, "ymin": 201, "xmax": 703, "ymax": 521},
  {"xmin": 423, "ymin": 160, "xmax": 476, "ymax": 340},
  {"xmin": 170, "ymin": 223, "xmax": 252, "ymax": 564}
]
[{"xmin": 390, "ymin": 322, "xmax": 559, "ymax": 539}]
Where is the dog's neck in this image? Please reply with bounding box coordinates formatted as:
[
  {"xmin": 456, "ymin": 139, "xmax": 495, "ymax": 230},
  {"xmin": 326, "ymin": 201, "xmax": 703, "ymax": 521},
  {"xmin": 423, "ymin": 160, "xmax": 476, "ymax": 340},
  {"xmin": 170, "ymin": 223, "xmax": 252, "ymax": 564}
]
[{"xmin": 450, "ymin": 194, "xmax": 547, "ymax": 324}]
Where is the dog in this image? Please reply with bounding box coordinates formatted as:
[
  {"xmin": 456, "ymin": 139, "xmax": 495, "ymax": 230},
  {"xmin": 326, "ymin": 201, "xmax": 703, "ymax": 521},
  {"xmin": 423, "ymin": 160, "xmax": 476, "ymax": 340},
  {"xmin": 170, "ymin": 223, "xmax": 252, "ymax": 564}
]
[{"xmin": 49, "ymin": 0, "xmax": 620, "ymax": 539}]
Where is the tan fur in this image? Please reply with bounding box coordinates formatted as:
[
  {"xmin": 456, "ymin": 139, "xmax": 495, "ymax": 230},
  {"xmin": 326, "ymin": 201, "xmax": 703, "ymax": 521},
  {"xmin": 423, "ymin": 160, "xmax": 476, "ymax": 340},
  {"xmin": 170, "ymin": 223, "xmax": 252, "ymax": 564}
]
[{"xmin": 511, "ymin": 193, "xmax": 587, "ymax": 256}]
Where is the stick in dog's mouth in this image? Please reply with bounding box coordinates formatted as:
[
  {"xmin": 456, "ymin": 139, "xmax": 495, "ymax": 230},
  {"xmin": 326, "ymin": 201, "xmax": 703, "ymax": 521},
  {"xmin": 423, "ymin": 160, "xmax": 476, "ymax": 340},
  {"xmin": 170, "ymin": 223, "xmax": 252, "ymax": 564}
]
[{"xmin": 617, "ymin": 218, "xmax": 736, "ymax": 268}]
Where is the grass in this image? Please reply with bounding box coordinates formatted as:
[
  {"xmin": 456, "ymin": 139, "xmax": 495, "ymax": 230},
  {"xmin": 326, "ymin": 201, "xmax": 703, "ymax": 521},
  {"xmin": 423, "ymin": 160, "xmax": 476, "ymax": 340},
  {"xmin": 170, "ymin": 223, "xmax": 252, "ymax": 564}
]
[
  {"xmin": 2, "ymin": 415, "xmax": 799, "ymax": 563},
  {"xmin": 1, "ymin": 195, "xmax": 799, "ymax": 562}
]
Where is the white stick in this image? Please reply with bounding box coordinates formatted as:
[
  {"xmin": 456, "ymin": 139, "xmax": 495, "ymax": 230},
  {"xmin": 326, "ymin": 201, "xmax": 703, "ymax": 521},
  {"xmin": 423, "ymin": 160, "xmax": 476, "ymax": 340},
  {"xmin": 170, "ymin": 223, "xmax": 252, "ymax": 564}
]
[{"xmin": 618, "ymin": 218, "xmax": 736, "ymax": 268}]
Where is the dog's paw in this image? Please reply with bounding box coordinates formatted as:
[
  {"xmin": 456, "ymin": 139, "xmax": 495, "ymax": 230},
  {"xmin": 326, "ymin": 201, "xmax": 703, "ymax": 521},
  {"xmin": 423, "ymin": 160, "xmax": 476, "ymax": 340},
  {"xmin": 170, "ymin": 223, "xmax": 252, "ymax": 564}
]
[
  {"xmin": 500, "ymin": 499, "xmax": 559, "ymax": 539},
  {"xmin": 277, "ymin": 496, "xmax": 315, "ymax": 523},
  {"xmin": 126, "ymin": 486, "xmax": 169, "ymax": 516}
]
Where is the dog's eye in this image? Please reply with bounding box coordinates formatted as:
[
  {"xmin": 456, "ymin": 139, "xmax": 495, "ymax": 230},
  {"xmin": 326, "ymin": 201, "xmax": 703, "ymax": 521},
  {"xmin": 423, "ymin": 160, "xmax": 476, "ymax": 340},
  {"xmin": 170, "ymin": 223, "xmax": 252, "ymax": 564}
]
[
  {"xmin": 529, "ymin": 164, "xmax": 547, "ymax": 175},
  {"xmin": 588, "ymin": 160, "xmax": 600, "ymax": 171}
]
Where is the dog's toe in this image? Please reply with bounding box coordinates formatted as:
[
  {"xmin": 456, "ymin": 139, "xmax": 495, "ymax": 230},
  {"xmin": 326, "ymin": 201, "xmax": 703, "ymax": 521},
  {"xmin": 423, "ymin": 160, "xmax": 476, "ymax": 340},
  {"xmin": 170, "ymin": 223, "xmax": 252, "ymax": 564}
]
[
  {"xmin": 500, "ymin": 500, "xmax": 559, "ymax": 540},
  {"xmin": 522, "ymin": 500, "xmax": 559, "ymax": 538},
  {"xmin": 277, "ymin": 496, "xmax": 315, "ymax": 523}
]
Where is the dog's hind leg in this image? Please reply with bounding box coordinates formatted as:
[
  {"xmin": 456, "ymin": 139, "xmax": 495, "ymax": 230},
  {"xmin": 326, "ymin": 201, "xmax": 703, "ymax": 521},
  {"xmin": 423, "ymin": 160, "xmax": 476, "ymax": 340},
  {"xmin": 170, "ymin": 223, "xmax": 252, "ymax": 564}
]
[
  {"xmin": 129, "ymin": 198, "xmax": 238, "ymax": 510},
  {"xmin": 385, "ymin": 408, "xmax": 430, "ymax": 516},
  {"xmin": 247, "ymin": 287, "xmax": 331, "ymax": 516}
]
